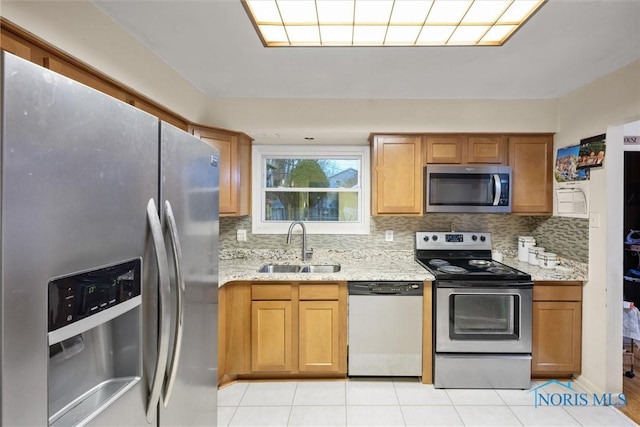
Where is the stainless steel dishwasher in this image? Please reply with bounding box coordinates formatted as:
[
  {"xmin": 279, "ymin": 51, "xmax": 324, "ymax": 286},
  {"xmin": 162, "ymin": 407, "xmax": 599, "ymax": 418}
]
[{"xmin": 348, "ymin": 281, "xmax": 423, "ymax": 377}]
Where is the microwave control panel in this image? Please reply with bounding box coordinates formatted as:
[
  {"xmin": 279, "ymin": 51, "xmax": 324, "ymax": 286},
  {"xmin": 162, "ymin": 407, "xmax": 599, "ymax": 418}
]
[{"xmin": 48, "ymin": 258, "xmax": 141, "ymax": 332}]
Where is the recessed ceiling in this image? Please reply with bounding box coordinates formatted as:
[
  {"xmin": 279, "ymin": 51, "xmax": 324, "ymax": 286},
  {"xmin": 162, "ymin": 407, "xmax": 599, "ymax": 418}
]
[
  {"xmin": 242, "ymin": 0, "xmax": 546, "ymax": 47},
  {"xmin": 92, "ymin": 0, "xmax": 639, "ymax": 99}
]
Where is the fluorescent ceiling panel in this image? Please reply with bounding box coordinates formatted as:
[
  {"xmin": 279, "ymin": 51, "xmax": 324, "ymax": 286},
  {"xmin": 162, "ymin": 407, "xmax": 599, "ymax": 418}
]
[{"xmin": 243, "ymin": 0, "xmax": 546, "ymax": 46}]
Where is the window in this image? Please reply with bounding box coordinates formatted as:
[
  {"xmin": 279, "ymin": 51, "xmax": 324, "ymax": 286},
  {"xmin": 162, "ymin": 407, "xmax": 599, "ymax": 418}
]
[{"xmin": 252, "ymin": 145, "xmax": 370, "ymax": 234}]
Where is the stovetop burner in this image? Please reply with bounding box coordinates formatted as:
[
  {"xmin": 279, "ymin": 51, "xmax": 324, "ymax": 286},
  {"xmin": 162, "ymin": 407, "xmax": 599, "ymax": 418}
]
[
  {"xmin": 487, "ymin": 266, "xmax": 516, "ymax": 275},
  {"xmin": 438, "ymin": 265, "xmax": 468, "ymax": 274},
  {"xmin": 414, "ymin": 231, "xmax": 532, "ymax": 282},
  {"xmin": 469, "ymin": 259, "xmax": 492, "ymax": 268}
]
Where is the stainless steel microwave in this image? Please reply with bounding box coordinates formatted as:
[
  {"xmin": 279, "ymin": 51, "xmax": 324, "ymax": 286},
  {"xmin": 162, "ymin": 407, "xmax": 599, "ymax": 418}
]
[{"xmin": 424, "ymin": 165, "xmax": 512, "ymax": 213}]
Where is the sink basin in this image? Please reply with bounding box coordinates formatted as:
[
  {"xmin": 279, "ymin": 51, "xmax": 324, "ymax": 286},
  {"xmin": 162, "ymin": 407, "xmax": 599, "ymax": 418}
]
[
  {"xmin": 257, "ymin": 263, "xmax": 341, "ymax": 273},
  {"xmin": 300, "ymin": 264, "xmax": 341, "ymax": 273},
  {"xmin": 257, "ymin": 264, "xmax": 302, "ymax": 273}
]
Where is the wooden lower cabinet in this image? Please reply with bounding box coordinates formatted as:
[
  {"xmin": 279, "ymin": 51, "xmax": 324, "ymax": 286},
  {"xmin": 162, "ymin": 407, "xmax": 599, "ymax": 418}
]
[
  {"xmin": 298, "ymin": 300, "xmax": 340, "ymax": 372},
  {"xmin": 531, "ymin": 282, "xmax": 583, "ymax": 377},
  {"xmin": 220, "ymin": 281, "xmax": 347, "ymax": 383},
  {"xmin": 251, "ymin": 300, "xmax": 293, "ymax": 372}
]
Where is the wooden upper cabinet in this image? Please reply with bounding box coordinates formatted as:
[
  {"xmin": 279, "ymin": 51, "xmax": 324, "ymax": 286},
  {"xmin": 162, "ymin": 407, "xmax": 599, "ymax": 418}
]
[
  {"xmin": 371, "ymin": 135, "xmax": 423, "ymax": 215},
  {"xmin": 43, "ymin": 56, "xmax": 128, "ymax": 103},
  {"xmin": 508, "ymin": 135, "xmax": 554, "ymax": 215},
  {"xmin": 130, "ymin": 98, "xmax": 188, "ymax": 131},
  {"xmin": 425, "ymin": 135, "xmax": 464, "ymax": 164},
  {"xmin": 1, "ymin": 29, "xmax": 31, "ymax": 60},
  {"xmin": 190, "ymin": 125, "xmax": 252, "ymax": 216},
  {"xmin": 425, "ymin": 134, "xmax": 505, "ymax": 164},
  {"xmin": 467, "ymin": 136, "xmax": 505, "ymax": 163}
]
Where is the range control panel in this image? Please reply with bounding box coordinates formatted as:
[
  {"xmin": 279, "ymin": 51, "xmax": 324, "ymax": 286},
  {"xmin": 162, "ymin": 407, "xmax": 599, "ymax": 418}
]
[
  {"xmin": 415, "ymin": 232, "xmax": 492, "ymax": 251},
  {"xmin": 48, "ymin": 259, "xmax": 141, "ymax": 332}
]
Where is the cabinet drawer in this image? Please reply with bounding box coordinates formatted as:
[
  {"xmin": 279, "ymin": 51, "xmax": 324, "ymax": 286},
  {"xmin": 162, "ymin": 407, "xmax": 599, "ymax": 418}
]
[
  {"xmin": 299, "ymin": 284, "xmax": 340, "ymax": 300},
  {"xmin": 533, "ymin": 285, "xmax": 582, "ymax": 302},
  {"xmin": 252, "ymin": 284, "xmax": 292, "ymax": 300}
]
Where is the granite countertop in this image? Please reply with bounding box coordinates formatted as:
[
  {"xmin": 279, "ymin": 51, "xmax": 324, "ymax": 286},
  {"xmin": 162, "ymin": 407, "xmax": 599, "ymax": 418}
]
[
  {"xmin": 218, "ymin": 249, "xmax": 588, "ymax": 286},
  {"xmin": 499, "ymin": 251, "xmax": 588, "ymax": 282},
  {"xmin": 219, "ymin": 249, "xmax": 434, "ymax": 285}
]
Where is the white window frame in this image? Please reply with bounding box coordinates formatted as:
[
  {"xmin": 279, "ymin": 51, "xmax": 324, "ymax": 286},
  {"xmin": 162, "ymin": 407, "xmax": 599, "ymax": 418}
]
[{"xmin": 252, "ymin": 145, "xmax": 370, "ymax": 234}]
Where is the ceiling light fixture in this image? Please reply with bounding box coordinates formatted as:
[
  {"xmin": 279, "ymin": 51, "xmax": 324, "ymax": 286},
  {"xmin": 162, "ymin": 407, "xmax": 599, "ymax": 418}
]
[{"xmin": 242, "ymin": 0, "xmax": 546, "ymax": 47}]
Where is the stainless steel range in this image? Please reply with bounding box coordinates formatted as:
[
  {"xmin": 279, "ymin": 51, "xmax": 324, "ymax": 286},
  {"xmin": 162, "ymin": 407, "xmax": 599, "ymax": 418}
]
[{"xmin": 415, "ymin": 232, "xmax": 533, "ymax": 389}]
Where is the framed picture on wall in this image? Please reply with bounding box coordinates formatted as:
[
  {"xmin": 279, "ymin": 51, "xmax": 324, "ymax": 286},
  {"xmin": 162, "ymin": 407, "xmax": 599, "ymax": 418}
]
[
  {"xmin": 577, "ymin": 133, "xmax": 606, "ymax": 169},
  {"xmin": 555, "ymin": 144, "xmax": 590, "ymax": 182}
]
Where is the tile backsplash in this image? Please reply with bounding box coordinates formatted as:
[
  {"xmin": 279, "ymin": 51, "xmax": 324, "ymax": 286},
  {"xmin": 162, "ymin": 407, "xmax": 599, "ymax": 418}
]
[
  {"xmin": 220, "ymin": 214, "xmax": 589, "ymax": 263},
  {"xmin": 531, "ymin": 216, "xmax": 589, "ymax": 262}
]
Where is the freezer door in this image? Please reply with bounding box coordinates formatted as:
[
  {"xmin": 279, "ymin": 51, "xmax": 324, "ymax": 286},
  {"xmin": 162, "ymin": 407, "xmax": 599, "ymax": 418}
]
[
  {"xmin": 158, "ymin": 122, "xmax": 219, "ymax": 426},
  {"xmin": 1, "ymin": 52, "xmax": 157, "ymax": 426}
]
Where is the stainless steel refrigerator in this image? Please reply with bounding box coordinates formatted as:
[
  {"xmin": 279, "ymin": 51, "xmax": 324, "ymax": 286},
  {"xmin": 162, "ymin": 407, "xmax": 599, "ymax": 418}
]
[{"xmin": 0, "ymin": 51, "xmax": 219, "ymax": 426}]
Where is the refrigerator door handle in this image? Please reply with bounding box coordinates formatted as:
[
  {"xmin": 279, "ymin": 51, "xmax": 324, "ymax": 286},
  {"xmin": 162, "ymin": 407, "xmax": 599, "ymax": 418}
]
[
  {"xmin": 145, "ymin": 199, "xmax": 172, "ymax": 422},
  {"xmin": 162, "ymin": 200, "xmax": 185, "ymax": 407}
]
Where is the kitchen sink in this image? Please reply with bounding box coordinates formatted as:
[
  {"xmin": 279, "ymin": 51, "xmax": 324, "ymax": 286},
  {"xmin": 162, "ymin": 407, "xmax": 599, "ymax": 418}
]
[
  {"xmin": 257, "ymin": 263, "xmax": 341, "ymax": 273},
  {"xmin": 257, "ymin": 264, "xmax": 302, "ymax": 273},
  {"xmin": 300, "ymin": 264, "xmax": 341, "ymax": 273}
]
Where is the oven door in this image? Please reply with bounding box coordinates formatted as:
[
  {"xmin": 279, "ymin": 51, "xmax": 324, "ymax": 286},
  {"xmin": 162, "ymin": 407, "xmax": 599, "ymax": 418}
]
[{"xmin": 435, "ymin": 283, "xmax": 532, "ymax": 353}]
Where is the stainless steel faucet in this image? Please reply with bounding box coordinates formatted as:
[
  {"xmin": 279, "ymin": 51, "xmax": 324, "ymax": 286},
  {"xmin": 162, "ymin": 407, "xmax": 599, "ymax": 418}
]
[{"xmin": 286, "ymin": 221, "xmax": 313, "ymax": 262}]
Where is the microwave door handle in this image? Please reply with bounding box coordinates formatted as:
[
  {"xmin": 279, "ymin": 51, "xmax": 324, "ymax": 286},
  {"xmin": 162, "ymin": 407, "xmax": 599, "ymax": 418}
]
[{"xmin": 493, "ymin": 174, "xmax": 501, "ymax": 206}]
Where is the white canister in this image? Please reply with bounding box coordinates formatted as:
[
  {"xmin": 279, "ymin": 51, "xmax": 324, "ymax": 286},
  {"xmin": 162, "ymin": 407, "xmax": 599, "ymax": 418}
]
[
  {"xmin": 518, "ymin": 236, "xmax": 536, "ymax": 262},
  {"xmin": 539, "ymin": 252, "xmax": 558, "ymax": 269},
  {"xmin": 528, "ymin": 246, "xmax": 545, "ymax": 265}
]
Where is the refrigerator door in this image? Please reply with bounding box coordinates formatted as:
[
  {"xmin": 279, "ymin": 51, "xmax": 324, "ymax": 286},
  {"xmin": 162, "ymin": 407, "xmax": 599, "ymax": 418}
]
[
  {"xmin": 1, "ymin": 52, "xmax": 157, "ymax": 426},
  {"xmin": 158, "ymin": 122, "xmax": 219, "ymax": 425}
]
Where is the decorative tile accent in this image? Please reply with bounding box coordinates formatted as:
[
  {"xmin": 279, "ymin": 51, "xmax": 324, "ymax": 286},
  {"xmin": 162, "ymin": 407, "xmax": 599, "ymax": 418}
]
[
  {"xmin": 219, "ymin": 214, "xmax": 589, "ymax": 263},
  {"xmin": 532, "ymin": 217, "xmax": 589, "ymax": 263}
]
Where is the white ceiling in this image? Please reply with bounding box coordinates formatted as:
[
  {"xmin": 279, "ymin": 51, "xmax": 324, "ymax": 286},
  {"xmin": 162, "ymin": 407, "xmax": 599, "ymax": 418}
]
[{"xmin": 91, "ymin": 0, "xmax": 640, "ymax": 100}]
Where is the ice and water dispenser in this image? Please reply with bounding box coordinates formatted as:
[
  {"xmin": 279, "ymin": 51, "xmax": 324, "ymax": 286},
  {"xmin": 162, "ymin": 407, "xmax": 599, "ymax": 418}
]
[{"xmin": 47, "ymin": 259, "xmax": 142, "ymax": 426}]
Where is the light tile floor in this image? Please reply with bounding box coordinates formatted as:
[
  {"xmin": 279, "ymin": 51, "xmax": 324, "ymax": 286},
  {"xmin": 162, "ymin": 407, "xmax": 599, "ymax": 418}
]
[{"xmin": 218, "ymin": 378, "xmax": 638, "ymax": 426}]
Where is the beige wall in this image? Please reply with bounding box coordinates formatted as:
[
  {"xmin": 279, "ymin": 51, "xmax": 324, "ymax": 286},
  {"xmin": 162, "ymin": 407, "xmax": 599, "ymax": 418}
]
[
  {"xmin": 2, "ymin": 1, "xmax": 559, "ymax": 139},
  {"xmin": 556, "ymin": 60, "xmax": 640, "ymax": 393},
  {"xmin": 1, "ymin": 0, "xmax": 210, "ymax": 124},
  {"xmin": 208, "ymin": 98, "xmax": 558, "ymax": 144}
]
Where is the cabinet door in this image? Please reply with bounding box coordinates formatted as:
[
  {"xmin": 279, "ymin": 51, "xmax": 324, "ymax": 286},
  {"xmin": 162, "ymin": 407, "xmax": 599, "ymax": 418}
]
[
  {"xmin": 425, "ymin": 136, "xmax": 463, "ymax": 164},
  {"xmin": 43, "ymin": 56, "xmax": 128, "ymax": 102},
  {"xmin": 191, "ymin": 127, "xmax": 251, "ymax": 216},
  {"xmin": 372, "ymin": 135, "xmax": 423, "ymax": 215},
  {"xmin": 298, "ymin": 301, "xmax": 340, "ymax": 372},
  {"xmin": 532, "ymin": 301, "xmax": 582, "ymax": 375},
  {"xmin": 251, "ymin": 301, "xmax": 293, "ymax": 372},
  {"xmin": 130, "ymin": 98, "xmax": 188, "ymax": 131},
  {"xmin": 1, "ymin": 29, "xmax": 32, "ymax": 60},
  {"xmin": 508, "ymin": 135, "xmax": 553, "ymax": 214},
  {"xmin": 467, "ymin": 136, "xmax": 505, "ymax": 164}
]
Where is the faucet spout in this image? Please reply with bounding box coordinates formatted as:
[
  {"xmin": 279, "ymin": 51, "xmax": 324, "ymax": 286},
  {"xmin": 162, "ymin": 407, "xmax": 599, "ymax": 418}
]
[{"xmin": 287, "ymin": 221, "xmax": 313, "ymax": 262}]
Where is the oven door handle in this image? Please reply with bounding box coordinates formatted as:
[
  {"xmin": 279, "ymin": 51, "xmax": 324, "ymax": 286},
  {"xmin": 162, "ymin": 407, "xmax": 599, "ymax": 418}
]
[{"xmin": 492, "ymin": 174, "xmax": 501, "ymax": 206}]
